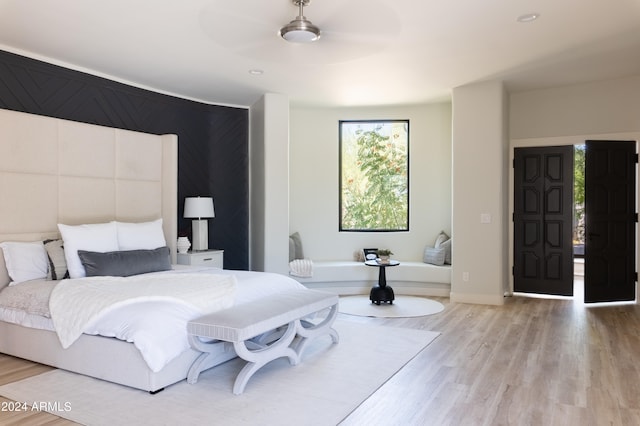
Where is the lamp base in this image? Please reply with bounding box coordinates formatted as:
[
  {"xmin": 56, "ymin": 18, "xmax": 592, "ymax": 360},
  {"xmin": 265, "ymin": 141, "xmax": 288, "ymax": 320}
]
[{"xmin": 191, "ymin": 219, "xmax": 209, "ymax": 251}]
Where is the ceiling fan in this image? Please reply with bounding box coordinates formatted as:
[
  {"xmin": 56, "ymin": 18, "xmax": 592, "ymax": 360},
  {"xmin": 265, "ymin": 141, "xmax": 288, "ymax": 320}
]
[
  {"xmin": 279, "ymin": 0, "xmax": 321, "ymax": 43},
  {"xmin": 198, "ymin": 0, "xmax": 400, "ymax": 64}
]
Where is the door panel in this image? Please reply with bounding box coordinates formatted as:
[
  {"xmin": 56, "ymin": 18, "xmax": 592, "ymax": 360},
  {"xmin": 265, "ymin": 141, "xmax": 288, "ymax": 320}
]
[
  {"xmin": 584, "ymin": 140, "xmax": 636, "ymax": 303},
  {"xmin": 514, "ymin": 146, "xmax": 574, "ymax": 296}
]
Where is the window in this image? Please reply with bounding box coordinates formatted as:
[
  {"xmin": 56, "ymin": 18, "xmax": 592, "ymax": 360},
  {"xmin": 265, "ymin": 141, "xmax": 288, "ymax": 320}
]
[{"xmin": 339, "ymin": 120, "xmax": 409, "ymax": 231}]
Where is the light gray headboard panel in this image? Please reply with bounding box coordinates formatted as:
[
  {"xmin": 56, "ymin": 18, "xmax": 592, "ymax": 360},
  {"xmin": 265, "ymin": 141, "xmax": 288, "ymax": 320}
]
[{"xmin": 0, "ymin": 108, "xmax": 178, "ymax": 285}]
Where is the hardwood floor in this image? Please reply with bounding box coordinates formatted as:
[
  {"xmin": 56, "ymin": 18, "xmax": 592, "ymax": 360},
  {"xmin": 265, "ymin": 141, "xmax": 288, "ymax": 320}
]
[
  {"xmin": 1, "ymin": 287, "xmax": 639, "ymax": 425},
  {"xmin": 0, "ymin": 357, "xmax": 73, "ymax": 425}
]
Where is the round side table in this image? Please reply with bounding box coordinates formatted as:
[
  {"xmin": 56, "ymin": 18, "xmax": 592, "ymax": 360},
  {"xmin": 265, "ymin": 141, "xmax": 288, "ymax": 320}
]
[{"xmin": 365, "ymin": 259, "xmax": 400, "ymax": 305}]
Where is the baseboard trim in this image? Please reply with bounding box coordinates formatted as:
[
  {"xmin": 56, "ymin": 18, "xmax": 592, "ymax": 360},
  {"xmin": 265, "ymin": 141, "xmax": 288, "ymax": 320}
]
[{"xmin": 449, "ymin": 292, "xmax": 505, "ymax": 305}]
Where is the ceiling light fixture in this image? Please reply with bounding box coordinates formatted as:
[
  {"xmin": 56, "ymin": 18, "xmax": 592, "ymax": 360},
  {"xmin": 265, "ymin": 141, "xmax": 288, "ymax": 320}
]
[
  {"xmin": 517, "ymin": 13, "xmax": 540, "ymax": 23},
  {"xmin": 279, "ymin": 0, "xmax": 321, "ymax": 43}
]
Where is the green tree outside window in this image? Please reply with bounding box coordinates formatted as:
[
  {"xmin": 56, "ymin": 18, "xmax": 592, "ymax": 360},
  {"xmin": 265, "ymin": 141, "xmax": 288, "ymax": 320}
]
[
  {"xmin": 339, "ymin": 120, "xmax": 409, "ymax": 231},
  {"xmin": 574, "ymin": 145, "xmax": 585, "ymax": 244}
]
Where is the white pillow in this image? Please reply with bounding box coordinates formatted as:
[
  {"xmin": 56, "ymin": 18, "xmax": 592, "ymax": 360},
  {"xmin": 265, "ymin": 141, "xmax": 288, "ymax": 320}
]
[
  {"xmin": 0, "ymin": 241, "xmax": 49, "ymax": 284},
  {"xmin": 58, "ymin": 222, "xmax": 119, "ymax": 279},
  {"xmin": 116, "ymin": 219, "xmax": 166, "ymax": 250}
]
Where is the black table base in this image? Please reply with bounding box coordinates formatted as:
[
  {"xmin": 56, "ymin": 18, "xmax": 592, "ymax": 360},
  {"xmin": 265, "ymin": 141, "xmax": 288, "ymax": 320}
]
[
  {"xmin": 370, "ymin": 284, "xmax": 395, "ymax": 305},
  {"xmin": 366, "ymin": 260, "xmax": 397, "ymax": 305}
]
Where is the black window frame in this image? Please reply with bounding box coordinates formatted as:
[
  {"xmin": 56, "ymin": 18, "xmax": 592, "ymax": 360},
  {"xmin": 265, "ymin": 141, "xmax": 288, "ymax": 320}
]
[{"xmin": 338, "ymin": 119, "xmax": 410, "ymax": 232}]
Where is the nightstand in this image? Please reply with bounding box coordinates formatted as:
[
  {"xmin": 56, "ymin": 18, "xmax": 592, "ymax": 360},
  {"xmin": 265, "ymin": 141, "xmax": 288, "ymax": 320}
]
[{"xmin": 177, "ymin": 249, "xmax": 224, "ymax": 268}]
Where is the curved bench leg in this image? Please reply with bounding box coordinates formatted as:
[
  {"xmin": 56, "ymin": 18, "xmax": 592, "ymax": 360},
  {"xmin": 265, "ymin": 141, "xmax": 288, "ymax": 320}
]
[
  {"xmin": 187, "ymin": 337, "xmax": 236, "ymax": 384},
  {"xmin": 292, "ymin": 303, "xmax": 339, "ymax": 359},
  {"xmin": 232, "ymin": 320, "xmax": 299, "ymax": 395}
]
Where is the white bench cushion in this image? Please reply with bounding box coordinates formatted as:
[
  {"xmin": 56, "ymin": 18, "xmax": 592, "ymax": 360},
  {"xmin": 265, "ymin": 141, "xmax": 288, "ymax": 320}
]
[
  {"xmin": 296, "ymin": 261, "xmax": 451, "ymax": 284},
  {"xmin": 187, "ymin": 289, "xmax": 338, "ymax": 342}
]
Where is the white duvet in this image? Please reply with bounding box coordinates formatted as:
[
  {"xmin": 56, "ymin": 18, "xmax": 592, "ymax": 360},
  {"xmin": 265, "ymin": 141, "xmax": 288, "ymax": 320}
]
[{"xmin": 45, "ymin": 267, "xmax": 305, "ymax": 372}]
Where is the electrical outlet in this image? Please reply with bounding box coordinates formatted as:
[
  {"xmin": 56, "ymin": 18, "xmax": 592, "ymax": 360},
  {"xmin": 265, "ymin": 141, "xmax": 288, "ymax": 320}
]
[{"xmin": 463, "ymin": 272, "xmax": 469, "ymax": 282}]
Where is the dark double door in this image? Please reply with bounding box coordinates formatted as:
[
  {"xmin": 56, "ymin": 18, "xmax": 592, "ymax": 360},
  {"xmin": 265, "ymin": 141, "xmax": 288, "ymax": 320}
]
[
  {"xmin": 514, "ymin": 146, "xmax": 574, "ymax": 296},
  {"xmin": 514, "ymin": 141, "xmax": 637, "ymax": 303},
  {"xmin": 583, "ymin": 141, "xmax": 636, "ymax": 302}
]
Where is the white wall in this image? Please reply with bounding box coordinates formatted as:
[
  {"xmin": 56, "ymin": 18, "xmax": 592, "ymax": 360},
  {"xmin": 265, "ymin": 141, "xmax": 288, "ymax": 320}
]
[
  {"xmin": 451, "ymin": 81, "xmax": 508, "ymax": 305},
  {"xmin": 510, "ymin": 75, "xmax": 640, "ymax": 138},
  {"xmin": 289, "ymin": 103, "xmax": 452, "ymax": 262},
  {"xmin": 249, "ymin": 93, "xmax": 290, "ymax": 274}
]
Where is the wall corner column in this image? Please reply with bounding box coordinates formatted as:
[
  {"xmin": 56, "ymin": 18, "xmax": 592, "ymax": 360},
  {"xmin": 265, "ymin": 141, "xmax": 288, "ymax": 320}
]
[
  {"xmin": 451, "ymin": 81, "xmax": 508, "ymax": 305},
  {"xmin": 249, "ymin": 93, "xmax": 290, "ymax": 274}
]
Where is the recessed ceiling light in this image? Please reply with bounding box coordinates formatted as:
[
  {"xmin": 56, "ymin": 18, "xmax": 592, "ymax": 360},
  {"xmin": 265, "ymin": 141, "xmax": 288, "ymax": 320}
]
[
  {"xmin": 517, "ymin": 13, "xmax": 540, "ymax": 23},
  {"xmin": 248, "ymin": 69, "xmax": 264, "ymax": 75}
]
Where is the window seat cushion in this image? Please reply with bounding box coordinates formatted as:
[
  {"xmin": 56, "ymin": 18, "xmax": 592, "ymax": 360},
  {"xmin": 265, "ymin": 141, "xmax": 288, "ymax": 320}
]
[{"xmin": 294, "ymin": 261, "xmax": 451, "ymax": 285}]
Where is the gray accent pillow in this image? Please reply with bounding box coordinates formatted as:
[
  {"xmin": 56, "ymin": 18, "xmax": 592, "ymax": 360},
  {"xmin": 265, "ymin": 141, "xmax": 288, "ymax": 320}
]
[
  {"xmin": 434, "ymin": 231, "xmax": 450, "ymax": 247},
  {"xmin": 289, "ymin": 232, "xmax": 304, "ymax": 261},
  {"xmin": 44, "ymin": 239, "xmax": 69, "ymax": 280},
  {"xmin": 289, "ymin": 237, "xmax": 295, "ymax": 262},
  {"xmin": 78, "ymin": 246, "xmax": 171, "ymax": 277},
  {"xmin": 440, "ymin": 238, "xmax": 452, "ymax": 264},
  {"xmin": 0, "ymin": 255, "xmax": 10, "ymax": 291},
  {"xmin": 423, "ymin": 246, "xmax": 446, "ymax": 266}
]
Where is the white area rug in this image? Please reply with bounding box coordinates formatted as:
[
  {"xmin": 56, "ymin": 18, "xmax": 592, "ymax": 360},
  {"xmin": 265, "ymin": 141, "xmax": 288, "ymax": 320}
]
[
  {"xmin": 0, "ymin": 320, "xmax": 439, "ymax": 426},
  {"xmin": 339, "ymin": 295, "xmax": 445, "ymax": 318}
]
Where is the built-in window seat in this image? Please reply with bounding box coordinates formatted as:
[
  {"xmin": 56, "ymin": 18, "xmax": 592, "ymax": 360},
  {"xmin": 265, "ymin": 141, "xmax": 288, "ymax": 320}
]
[{"xmin": 294, "ymin": 261, "xmax": 451, "ymax": 297}]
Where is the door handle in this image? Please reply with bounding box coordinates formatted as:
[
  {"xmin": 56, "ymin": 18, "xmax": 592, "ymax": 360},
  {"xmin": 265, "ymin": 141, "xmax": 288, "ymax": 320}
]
[{"xmin": 588, "ymin": 232, "xmax": 600, "ymax": 240}]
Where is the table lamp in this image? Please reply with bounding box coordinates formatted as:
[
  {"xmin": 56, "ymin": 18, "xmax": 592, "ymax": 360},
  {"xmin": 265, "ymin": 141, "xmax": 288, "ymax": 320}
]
[{"xmin": 184, "ymin": 197, "xmax": 215, "ymax": 251}]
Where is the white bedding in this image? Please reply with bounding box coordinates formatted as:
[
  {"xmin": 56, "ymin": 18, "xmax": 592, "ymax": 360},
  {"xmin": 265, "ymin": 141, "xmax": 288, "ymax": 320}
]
[
  {"xmin": 0, "ymin": 307, "xmax": 54, "ymax": 330},
  {"xmin": 50, "ymin": 272, "xmax": 237, "ymax": 372},
  {"xmin": 0, "ymin": 266, "xmax": 306, "ymax": 372}
]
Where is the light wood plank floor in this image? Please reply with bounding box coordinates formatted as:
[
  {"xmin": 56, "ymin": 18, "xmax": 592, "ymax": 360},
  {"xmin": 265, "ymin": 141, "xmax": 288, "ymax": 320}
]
[{"xmin": 1, "ymin": 289, "xmax": 639, "ymax": 426}]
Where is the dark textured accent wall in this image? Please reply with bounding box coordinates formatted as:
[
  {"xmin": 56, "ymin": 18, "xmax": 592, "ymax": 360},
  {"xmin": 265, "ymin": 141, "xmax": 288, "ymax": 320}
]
[{"xmin": 0, "ymin": 50, "xmax": 249, "ymax": 269}]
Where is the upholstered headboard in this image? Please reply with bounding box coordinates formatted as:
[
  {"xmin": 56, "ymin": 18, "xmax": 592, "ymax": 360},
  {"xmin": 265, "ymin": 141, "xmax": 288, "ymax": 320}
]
[{"xmin": 0, "ymin": 108, "xmax": 178, "ymax": 285}]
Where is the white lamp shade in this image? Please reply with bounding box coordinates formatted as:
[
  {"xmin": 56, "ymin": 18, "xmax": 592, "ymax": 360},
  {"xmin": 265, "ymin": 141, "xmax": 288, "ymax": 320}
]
[{"xmin": 184, "ymin": 197, "xmax": 215, "ymax": 219}]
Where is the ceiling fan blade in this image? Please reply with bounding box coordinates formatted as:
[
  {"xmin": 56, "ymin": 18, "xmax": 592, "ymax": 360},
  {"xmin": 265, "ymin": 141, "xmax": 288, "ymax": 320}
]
[
  {"xmin": 319, "ymin": 0, "xmax": 401, "ymax": 41},
  {"xmin": 197, "ymin": 0, "xmax": 402, "ymax": 65}
]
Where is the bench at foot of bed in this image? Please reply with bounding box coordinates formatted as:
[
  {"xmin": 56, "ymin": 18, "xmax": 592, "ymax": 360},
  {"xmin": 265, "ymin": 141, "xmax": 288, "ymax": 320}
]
[{"xmin": 187, "ymin": 288, "xmax": 339, "ymax": 394}]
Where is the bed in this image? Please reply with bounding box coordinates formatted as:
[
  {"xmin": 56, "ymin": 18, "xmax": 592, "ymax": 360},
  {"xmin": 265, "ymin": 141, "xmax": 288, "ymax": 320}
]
[{"xmin": 0, "ymin": 108, "xmax": 304, "ymax": 392}]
